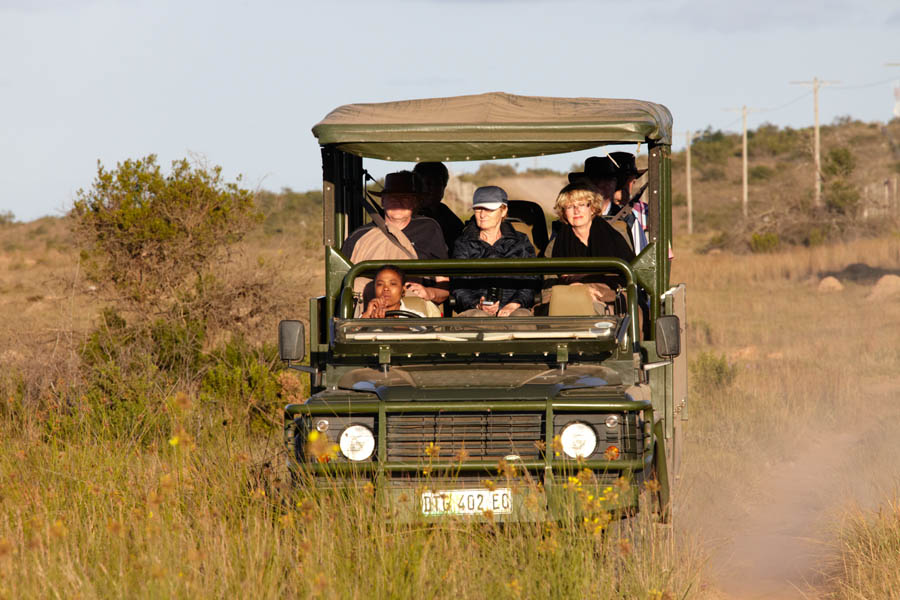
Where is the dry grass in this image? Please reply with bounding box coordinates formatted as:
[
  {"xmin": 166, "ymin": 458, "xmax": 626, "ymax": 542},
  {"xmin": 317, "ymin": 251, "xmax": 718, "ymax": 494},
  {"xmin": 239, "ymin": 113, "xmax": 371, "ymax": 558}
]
[
  {"xmin": 2, "ymin": 215, "xmax": 900, "ymax": 598},
  {"xmin": 0, "ymin": 218, "xmax": 702, "ymax": 599},
  {"xmin": 673, "ymin": 234, "xmax": 900, "ymax": 596}
]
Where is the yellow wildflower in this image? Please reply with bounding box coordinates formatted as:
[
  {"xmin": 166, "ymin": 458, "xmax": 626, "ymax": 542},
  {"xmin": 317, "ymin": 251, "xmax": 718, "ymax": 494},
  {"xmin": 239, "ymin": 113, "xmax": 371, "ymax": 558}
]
[{"xmin": 424, "ymin": 442, "xmax": 440, "ymax": 457}]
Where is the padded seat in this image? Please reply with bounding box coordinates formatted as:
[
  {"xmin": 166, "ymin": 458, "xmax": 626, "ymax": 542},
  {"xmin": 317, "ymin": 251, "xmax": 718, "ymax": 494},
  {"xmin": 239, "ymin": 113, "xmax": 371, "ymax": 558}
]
[
  {"xmin": 506, "ymin": 200, "xmax": 549, "ymax": 255},
  {"xmin": 547, "ymin": 284, "xmax": 596, "ymax": 316}
]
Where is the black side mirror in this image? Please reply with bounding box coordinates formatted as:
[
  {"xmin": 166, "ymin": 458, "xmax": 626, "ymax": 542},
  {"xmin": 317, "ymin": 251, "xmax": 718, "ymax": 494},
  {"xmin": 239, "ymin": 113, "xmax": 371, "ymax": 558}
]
[
  {"xmin": 655, "ymin": 315, "xmax": 681, "ymax": 359},
  {"xmin": 279, "ymin": 320, "xmax": 306, "ymax": 362}
]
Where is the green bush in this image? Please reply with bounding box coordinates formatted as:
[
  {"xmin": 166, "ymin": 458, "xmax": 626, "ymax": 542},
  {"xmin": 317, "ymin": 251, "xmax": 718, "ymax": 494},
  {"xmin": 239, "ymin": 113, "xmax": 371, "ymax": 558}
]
[
  {"xmin": 699, "ymin": 167, "xmax": 726, "ymax": 182},
  {"xmin": 825, "ymin": 179, "xmax": 860, "ymax": 215},
  {"xmin": 804, "ymin": 227, "xmax": 828, "ymax": 247},
  {"xmin": 673, "ymin": 193, "xmax": 687, "ymax": 207},
  {"xmin": 749, "ymin": 165, "xmax": 775, "ymax": 183},
  {"xmin": 72, "ymin": 155, "xmax": 261, "ymax": 313},
  {"xmin": 823, "ymin": 147, "xmax": 856, "ymax": 178},
  {"xmin": 690, "ymin": 352, "xmax": 737, "ymax": 390},
  {"xmin": 201, "ymin": 336, "xmax": 282, "ymax": 430},
  {"xmin": 523, "ymin": 167, "xmax": 564, "ymax": 177},
  {"xmin": 748, "ymin": 123, "xmax": 802, "ymax": 157},
  {"xmin": 0, "ymin": 211, "xmax": 15, "ymax": 226},
  {"xmin": 693, "ymin": 128, "xmax": 739, "ymax": 165},
  {"xmin": 458, "ymin": 163, "xmax": 517, "ymax": 186},
  {"xmin": 257, "ymin": 187, "xmax": 323, "ymax": 235},
  {"xmin": 749, "ymin": 232, "xmax": 779, "ymax": 253}
]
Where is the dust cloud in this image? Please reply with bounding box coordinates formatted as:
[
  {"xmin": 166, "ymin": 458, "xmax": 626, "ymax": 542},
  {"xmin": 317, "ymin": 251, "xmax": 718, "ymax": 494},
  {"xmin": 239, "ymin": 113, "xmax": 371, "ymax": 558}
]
[
  {"xmin": 673, "ymin": 264, "xmax": 900, "ymax": 599},
  {"xmin": 701, "ymin": 383, "xmax": 900, "ymax": 599}
]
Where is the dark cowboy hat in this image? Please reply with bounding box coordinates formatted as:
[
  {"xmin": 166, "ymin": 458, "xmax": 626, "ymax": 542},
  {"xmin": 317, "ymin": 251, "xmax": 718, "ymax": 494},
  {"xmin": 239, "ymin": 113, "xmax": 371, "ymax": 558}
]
[
  {"xmin": 608, "ymin": 152, "xmax": 647, "ymax": 178},
  {"xmin": 371, "ymin": 170, "xmax": 424, "ymax": 197},
  {"xmin": 567, "ymin": 156, "xmax": 618, "ymax": 184}
]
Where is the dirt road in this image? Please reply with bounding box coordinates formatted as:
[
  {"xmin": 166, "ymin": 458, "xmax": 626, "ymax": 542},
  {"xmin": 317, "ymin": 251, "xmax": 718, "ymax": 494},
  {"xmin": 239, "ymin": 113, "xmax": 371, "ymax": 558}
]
[{"xmin": 703, "ymin": 380, "xmax": 900, "ymax": 599}]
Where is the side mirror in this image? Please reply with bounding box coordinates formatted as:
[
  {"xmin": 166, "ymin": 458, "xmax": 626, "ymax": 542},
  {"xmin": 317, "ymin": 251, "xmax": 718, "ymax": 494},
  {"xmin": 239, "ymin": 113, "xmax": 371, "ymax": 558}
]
[
  {"xmin": 655, "ymin": 315, "xmax": 681, "ymax": 359},
  {"xmin": 279, "ymin": 320, "xmax": 306, "ymax": 362}
]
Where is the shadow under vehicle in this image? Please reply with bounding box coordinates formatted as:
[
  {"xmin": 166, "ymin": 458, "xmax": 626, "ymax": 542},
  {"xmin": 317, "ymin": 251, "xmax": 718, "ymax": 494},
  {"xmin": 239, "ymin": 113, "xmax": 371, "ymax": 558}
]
[{"xmin": 279, "ymin": 92, "xmax": 687, "ymax": 522}]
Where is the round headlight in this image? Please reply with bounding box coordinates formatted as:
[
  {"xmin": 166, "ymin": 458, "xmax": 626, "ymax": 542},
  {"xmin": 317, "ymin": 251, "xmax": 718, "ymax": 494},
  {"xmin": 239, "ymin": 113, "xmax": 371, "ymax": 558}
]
[
  {"xmin": 560, "ymin": 422, "xmax": 597, "ymax": 459},
  {"xmin": 339, "ymin": 425, "xmax": 375, "ymax": 461}
]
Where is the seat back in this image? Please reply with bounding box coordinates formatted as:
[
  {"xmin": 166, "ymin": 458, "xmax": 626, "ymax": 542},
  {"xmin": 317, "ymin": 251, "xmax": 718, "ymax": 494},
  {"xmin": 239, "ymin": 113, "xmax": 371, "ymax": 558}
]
[
  {"xmin": 507, "ymin": 200, "xmax": 549, "ymax": 254},
  {"xmin": 548, "ymin": 284, "xmax": 595, "ymax": 316}
]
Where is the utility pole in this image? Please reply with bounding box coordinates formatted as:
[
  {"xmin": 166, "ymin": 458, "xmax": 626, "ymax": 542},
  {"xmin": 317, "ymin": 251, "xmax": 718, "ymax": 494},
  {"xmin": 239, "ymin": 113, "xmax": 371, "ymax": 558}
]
[
  {"xmin": 685, "ymin": 130, "xmax": 697, "ymax": 234},
  {"xmin": 790, "ymin": 77, "xmax": 839, "ymax": 208},
  {"xmin": 724, "ymin": 106, "xmax": 759, "ymax": 218}
]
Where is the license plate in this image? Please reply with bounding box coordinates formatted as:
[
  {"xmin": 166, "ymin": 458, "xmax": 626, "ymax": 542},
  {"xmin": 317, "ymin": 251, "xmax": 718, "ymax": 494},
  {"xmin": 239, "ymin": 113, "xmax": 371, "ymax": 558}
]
[{"xmin": 421, "ymin": 488, "xmax": 512, "ymax": 516}]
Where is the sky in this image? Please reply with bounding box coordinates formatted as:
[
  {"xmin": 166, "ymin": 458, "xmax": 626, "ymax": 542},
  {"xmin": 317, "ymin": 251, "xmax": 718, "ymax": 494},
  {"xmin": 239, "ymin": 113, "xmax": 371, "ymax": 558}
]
[{"xmin": 2, "ymin": 0, "xmax": 899, "ymax": 221}]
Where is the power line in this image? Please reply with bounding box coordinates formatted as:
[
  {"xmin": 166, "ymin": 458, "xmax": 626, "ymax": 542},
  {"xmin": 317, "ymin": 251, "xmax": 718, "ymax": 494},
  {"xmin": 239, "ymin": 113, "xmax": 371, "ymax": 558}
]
[
  {"xmin": 756, "ymin": 90, "xmax": 813, "ymax": 114},
  {"xmin": 829, "ymin": 76, "xmax": 896, "ymax": 91}
]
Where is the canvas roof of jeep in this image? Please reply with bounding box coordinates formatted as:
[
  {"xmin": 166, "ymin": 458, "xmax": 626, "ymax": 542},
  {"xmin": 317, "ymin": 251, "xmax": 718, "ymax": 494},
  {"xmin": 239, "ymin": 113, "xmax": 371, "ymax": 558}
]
[{"xmin": 312, "ymin": 92, "xmax": 673, "ymax": 161}]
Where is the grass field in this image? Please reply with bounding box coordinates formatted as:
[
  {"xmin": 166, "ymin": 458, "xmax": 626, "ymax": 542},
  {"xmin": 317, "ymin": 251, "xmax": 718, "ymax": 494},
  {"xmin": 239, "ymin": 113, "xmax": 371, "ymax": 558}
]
[{"xmin": 2, "ymin": 216, "xmax": 900, "ymax": 599}]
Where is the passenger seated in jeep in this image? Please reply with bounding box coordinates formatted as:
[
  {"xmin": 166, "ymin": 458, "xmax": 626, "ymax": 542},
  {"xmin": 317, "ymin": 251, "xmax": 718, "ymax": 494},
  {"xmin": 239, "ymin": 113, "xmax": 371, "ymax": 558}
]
[
  {"xmin": 544, "ymin": 182, "xmax": 635, "ymax": 314},
  {"xmin": 451, "ymin": 186, "xmax": 537, "ymax": 317},
  {"xmin": 341, "ymin": 171, "xmax": 449, "ymax": 310},
  {"xmin": 360, "ymin": 265, "xmax": 442, "ymax": 318}
]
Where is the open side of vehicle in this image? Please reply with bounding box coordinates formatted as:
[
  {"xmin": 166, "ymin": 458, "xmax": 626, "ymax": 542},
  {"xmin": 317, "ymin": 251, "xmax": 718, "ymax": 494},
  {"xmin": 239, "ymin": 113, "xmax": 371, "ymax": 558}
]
[{"xmin": 279, "ymin": 92, "xmax": 687, "ymax": 522}]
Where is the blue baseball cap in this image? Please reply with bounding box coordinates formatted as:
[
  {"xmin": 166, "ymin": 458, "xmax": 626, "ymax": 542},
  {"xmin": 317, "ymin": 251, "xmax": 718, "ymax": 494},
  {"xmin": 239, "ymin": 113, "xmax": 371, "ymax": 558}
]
[{"xmin": 472, "ymin": 186, "xmax": 508, "ymax": 210}]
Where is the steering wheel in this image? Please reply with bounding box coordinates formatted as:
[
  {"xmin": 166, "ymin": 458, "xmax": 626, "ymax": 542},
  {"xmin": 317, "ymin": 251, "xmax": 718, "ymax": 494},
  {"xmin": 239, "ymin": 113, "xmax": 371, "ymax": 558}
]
[{"xmin": 384, "ymin": 309, "xmax": 422, "ymax": 318}]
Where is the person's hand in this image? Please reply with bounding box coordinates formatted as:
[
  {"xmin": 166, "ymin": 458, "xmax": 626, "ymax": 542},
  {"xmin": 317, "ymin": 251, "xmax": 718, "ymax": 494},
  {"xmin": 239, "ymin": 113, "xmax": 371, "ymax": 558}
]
[
  {"xmin": 404, "ymin": 282, "xmax": 430, "ymax": 300},
  {"xmin": 497, "ymin": 302, "xmax": 521, "ymax": 317},
  {"xmin": 477, "ymin": 296, "xmax": 500, "ymax": 316},
  {"xmin": 361, "ymin": 296, "xmax": 387, "ymax": 319},
  {"xmin": 587, "ymin": 283, "xmax": 615, "ymax": 303}
]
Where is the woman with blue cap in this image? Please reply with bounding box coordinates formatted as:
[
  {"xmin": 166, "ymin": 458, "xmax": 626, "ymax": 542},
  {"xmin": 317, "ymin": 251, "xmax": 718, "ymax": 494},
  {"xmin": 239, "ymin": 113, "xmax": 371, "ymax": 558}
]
[{"xmin": 450, "ymin": 186, "xmax": 537, "ymax": 317}]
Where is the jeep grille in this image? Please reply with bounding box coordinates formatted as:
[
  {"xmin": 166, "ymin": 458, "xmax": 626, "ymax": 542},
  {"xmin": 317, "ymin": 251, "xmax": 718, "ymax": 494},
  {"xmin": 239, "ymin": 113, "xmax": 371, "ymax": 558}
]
[{"xmin": 385, "ymin": 413, "xmax": 543, "ymax": 461}]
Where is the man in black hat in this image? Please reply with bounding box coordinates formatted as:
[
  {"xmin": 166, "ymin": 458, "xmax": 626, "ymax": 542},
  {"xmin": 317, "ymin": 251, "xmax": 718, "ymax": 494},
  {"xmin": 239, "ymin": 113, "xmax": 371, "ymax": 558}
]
[
  {"xmin": 413, "ymin": 162, "xmax": 464, "ymax": 248},
  {"xmin": 341, "ymin": 170, "xmax": 449, "ymax": 305},
  {"xmin": 608, "ymin": 151, "xmax": 648, "ymax": 246}
]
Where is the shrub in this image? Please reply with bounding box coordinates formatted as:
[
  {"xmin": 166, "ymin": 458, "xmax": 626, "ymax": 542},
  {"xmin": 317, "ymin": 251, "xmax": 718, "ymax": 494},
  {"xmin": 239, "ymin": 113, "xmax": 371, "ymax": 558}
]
[
  {"xmin": 201, "ymin": 336, "xmax": 283, "ymax": 430},
  {"xmin": 749, "ymin": 165, "xmax": 775, "ymax": 183},
  {"xmin": 690, "ymin": 351, "xmax": 737, "ymax": 390},
  {"xmin": 673, "ymin": 193, "xmax": 687, "ymax": 207},
  {"xmin": 825, "ymin": 180, "xmax": 860, "ymax": 215},
  {"xmin": 693, "ymin": 128, "xmax": 739, "ymax": 165},
  {"xmin": 804, "ymin": 227, "xmax": 828, "ymax": 247},
  {"xmin": 699, "ymin": 167, "xmax": 726, "ymax": 182},
  {"xmin": 749, "ymin": 232, "xmax": 779, "ymax": 253},
  {"xmin": 72, "ymin": 155, "xmax": 261, "ymax": 314},
  {"xmin": 748, "ymin": 123, "xmax": 801, "ymax": 157},
  {"xmin": 458, "ymin": 163, "xmax": 517, "ymax": 186},
  {"xmin": 822, "ymin": 147, "xmax": 856, "ymax": 178},
  {"xmin": 0, "ymin": 211, "xmax": 14, "ymax": 226},
  {"xmin": 257, "ymin": 187, "xmax": 323, "ymax": 235}
]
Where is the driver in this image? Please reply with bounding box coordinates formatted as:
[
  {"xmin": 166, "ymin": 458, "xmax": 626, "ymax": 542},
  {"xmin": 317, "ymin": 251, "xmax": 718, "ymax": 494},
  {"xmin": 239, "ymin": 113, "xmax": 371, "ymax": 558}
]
[{"xmin": 360, "ymin": 265, "xmax": 442, "ymax": 319}]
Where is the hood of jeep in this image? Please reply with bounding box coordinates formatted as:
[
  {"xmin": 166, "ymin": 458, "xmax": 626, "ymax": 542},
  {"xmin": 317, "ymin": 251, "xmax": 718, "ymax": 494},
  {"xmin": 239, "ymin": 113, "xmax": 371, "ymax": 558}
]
[{"xmin": 336, "ymin": 363, "xmax": 623, "ymax": 401}]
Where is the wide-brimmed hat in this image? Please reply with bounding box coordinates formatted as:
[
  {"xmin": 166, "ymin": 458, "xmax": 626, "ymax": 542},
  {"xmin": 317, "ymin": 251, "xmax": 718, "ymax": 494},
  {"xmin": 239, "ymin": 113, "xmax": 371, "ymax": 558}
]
[
  {"xmin": 472, "ymin": 185, "xmax": 508, "ymax": 210},
  {"xmin": 372, "ymin": 170, "xmax": 424, "ymax": 197},
  {"xmin": 567, "ymin": 156, "xmax": 618, "ymax": 184},
  {"xmin": 567, "ymin": 154, "xmax": 647, "ymax": 185},
  {"xmin": 608, "ymin": 152, "xmax": 647, "ymax": 178}
]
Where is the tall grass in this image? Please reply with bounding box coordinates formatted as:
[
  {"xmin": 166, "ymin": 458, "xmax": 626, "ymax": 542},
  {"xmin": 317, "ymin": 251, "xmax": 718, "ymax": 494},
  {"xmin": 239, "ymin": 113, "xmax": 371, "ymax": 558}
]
[
  {"xmin": 0, "ymin": 402, "xmax": 703, "ymax": 599},
  {"xmin": 830, "ymin": 498, "xmax": 900, "ymax": 599}
]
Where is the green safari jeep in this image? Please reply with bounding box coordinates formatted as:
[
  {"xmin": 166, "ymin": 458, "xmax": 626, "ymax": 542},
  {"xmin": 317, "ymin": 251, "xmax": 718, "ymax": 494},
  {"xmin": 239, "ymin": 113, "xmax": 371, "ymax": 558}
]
[{"xmin": 278, "ymin": 92, "xmax": 687, "ymax": 522}]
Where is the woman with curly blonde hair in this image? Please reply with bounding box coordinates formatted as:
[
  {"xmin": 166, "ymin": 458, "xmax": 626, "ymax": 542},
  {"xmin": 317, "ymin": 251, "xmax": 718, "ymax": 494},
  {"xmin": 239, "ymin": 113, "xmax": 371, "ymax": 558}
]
[{"xmin": 545, "ymin": 181, "xmax": 634, "ymax": 307}]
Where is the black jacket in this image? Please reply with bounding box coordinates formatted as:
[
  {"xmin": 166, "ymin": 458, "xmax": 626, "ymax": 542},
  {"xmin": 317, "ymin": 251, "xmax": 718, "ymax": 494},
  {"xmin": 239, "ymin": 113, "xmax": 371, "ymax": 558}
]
[{"xmin": 451, "ymin": 220, "xmax": 538, "ymax": 311}]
